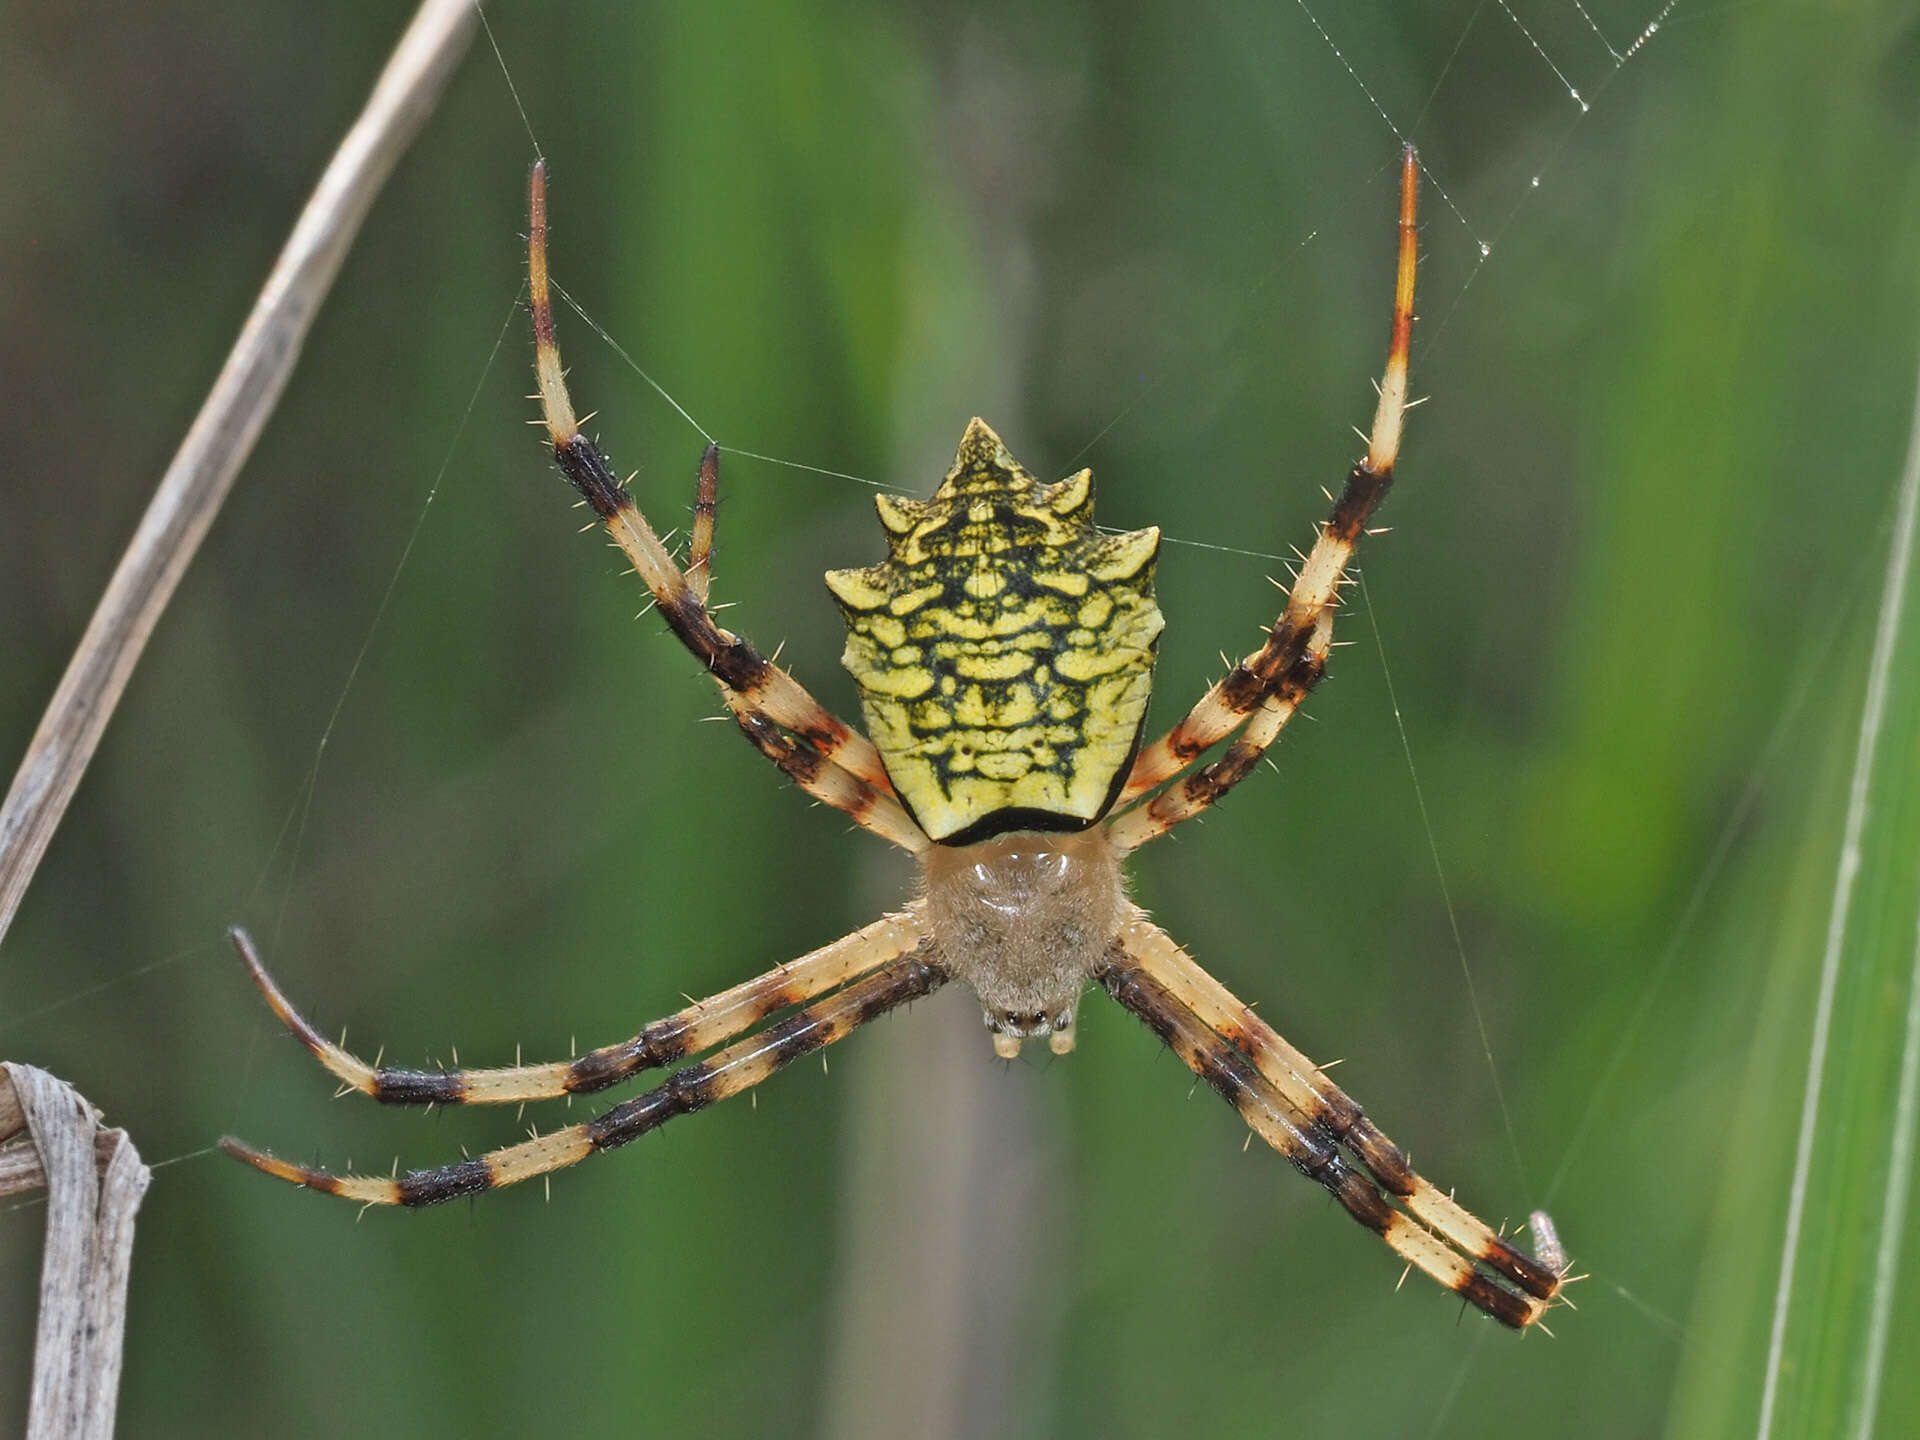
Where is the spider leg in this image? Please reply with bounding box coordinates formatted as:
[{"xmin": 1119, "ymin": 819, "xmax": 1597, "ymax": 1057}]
[
  {"xmin": 1106, "ymin": 915, "xmax": 1562, "ymax": 1325},
  {"xmin": 224, "ymin": 952, "xmax": 944, "ymax": 1207},
  {"xmin": 227, "ymin": 910, "xmax": 923, "ymax": 1106},
  {"xmin": 227, "ymin": 953, "xmax": 942, "ymax": 1206},
  {"xmin": 1098, "ymin": 941, "xmax": 1553, "ymax": 1330},
  {"xmin": 686, "ymin": 439, "xmax": 718, "ymax": 606},
  {"xmin": 527, "ymin": 161, "xmax": 925, "ymax": 855},
  {"xmin": 675, "ymin": 438, "xmax": 912, "ymax": 820},
  {"xmin": 1106, "ymin": 611, "xmax": 1330, "ymax": 852},
  {"xmin": 1110, "ymin": 146, "xmax": 1418, "ymax": 846}
]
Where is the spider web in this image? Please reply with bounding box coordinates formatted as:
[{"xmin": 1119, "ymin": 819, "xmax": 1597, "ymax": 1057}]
[
  {"xmin": 12, "ymin": 0, "xmax": 1664, "ymax": 1277},
  {"xmin": 13, "ymin": 0, "xmax": 1671, "ymax": 1308},
  {"xmin": 13, "ymin": 3, "xmax": 1891, "ymax": 1437}
]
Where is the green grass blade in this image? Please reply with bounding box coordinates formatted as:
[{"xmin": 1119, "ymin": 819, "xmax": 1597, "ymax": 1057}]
[
  {"xmin": 1857, "ymin": 907, "xmax": 1920, "ymax": 1437},
  {"xmin": 1673, "ymin": 351, "xmax": 1920, "ymax": 1437},
  {"xmin": 1763, "ymin": 357, "xmax": 1920, "ymax": 1437}
]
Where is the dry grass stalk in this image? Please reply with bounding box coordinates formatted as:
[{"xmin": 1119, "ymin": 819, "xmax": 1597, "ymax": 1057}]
[
  {"xmin": 2, "ymin": 1063, "xmax": 150, "ymax": 1440},
  {"xmin": 0, "ymin": 0, "xmax": 479, "ymax": 946}
]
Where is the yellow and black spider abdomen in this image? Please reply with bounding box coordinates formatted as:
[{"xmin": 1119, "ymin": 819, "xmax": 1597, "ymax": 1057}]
[{"xmin": 826, "ymin": 418, "xmax": 1163, "ymax": 845}]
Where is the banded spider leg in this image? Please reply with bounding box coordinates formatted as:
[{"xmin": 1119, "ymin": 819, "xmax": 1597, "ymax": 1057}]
[
  {"xmin": 1106, "ymin": 146, "xmax": 1420, "ymax": 853},
  {"xmin": 221, "ymin": 916, "xmax": 941, "ymax": 1205},
  {"xmin": 1093, "ymin": 149, "xmax": 1568, "ymax": 1328},
  {"xmin": 527, "ymin": 160, "xmax": 929, "ymax": 857},
  {"xmin": 1102, "ymin": 917, "xmax": 1565, "ymax": 1329}
]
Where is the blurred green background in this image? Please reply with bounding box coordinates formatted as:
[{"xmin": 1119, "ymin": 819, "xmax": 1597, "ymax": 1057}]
[{"xmin": 5, "ymin": 1, "xmax": 1920, "ymax": 1435}]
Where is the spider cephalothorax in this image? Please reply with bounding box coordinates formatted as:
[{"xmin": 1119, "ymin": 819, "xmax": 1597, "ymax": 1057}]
[
  {"xmin": 826, "ymin": 418, "xmax": 1162, "ymax": 845},
  {"xmin": 224, "ymin": 148, "xmax": 1571, "ymax": 1331},
  {"xmin": 920, "ymin": 827, "xmax": 1126, "ymax": 1055}
]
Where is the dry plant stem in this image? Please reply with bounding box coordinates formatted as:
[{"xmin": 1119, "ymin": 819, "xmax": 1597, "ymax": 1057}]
[
  {"xmin": 0, "ymin": 0, "xmax": 478, "ymax": 948},
  {"xmin": 0, "ymin": 1124, "xmax": 121, "ymax": 1197},
  {"xmin": 2, "ymin": 1063, "xmax": 151, "ymax": 1440}
]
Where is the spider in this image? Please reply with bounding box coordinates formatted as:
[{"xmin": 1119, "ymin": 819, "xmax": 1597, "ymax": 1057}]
[{"xmin": 223, "ymin": 145, "xmax": 1567, "ymax": 1330}]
